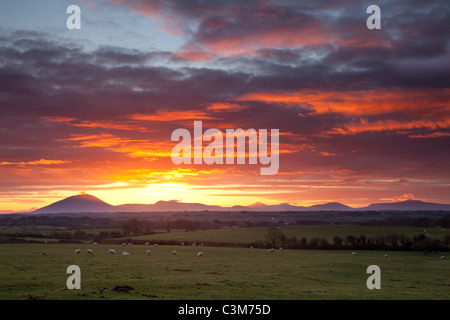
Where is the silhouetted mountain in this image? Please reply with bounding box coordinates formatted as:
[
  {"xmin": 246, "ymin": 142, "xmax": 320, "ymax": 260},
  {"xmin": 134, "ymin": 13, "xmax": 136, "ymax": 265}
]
[
  {"xmin": 245, "ymin": 202, "xmax": 305, "ymax": 211},
  {"xmin": 307, "ymin": 202, "xmax": 354, "ymax": 211},
  {"xmin": 32, "ymin": 193, "xmax": 118, "ymax": 214},
  {"xmin": 359, "ymin": 200, "xmax": 450, "ymax": 211},
  {"xmin": 117, "ymin": 200, "xmax": 224, "ymax": 212},
  {"xmin": 30, "ymin": 194, "xmax": 450, "ymax": 214}
]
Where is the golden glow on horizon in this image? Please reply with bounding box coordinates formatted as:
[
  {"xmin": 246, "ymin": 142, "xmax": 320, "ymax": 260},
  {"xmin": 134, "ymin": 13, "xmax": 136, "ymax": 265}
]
[{"xmin": 1, "ymin": 89, "xmax": 448, "ymax": 213}]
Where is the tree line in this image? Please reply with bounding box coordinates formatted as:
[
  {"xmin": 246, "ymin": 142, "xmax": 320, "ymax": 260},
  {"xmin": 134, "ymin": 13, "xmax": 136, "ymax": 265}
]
[{"xmin": 263, "ymin": 227, "xmax": 450, "ymax": 253}]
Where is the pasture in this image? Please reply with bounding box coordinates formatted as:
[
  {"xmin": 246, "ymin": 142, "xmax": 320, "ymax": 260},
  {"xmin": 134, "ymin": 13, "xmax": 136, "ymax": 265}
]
[
  {"xmin": 0, "ymin": 243, "xmax": 448, "ymax": 300},
  {"xmin": 130, "ymin": 225, "xmax": 448, "ymax": 245}
]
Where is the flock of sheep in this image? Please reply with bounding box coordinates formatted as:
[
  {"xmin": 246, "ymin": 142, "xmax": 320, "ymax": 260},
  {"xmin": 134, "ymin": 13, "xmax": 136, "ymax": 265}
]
[
  {"xmin": 350, "ymin": 251, "xmax": 445, "ymax": 259},
  {"xmin": 75, "ymin": 242, "xmax": 204, "ymax": 257},
  {"xmin": 76, "ymin": 242, "xmax": 286, "ymax": 257},
  {"xmin": 75, "ymin": 242, "xmax": 446, "ymax": 260}
]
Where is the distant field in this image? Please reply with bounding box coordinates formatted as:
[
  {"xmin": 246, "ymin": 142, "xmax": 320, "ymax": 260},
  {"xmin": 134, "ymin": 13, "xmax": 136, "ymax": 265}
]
[
  {"xmin": 0, "ymin": 226, "xmax": 68, "ymax": 235},
  {"xmin": 0, "ymin": 226, "xmax": 123, "ymax": 236},
  {"xmin": 0, "ymin": 243, "xmax": 448, "ymax": 300},
  {"xmin": 130, "ymin": 225, "xmax": 448, "ymax": 245}
]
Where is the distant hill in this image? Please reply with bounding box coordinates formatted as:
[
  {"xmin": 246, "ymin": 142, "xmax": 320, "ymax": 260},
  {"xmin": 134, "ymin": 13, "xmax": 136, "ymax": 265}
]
[
  {"xmin": 29, "ymin": 194, "xmax": 450, "ymax": 214},
  {"xmin": 117, "ymin": 200, "xmax": 225, "ymax": 212},
  {"xmin": 359, "ymin": 200, "xmax": 450, "ymax": 211},
  {"xmin": 32, "ymin": 194, "xmax": 118, "ymax": 214},
  {"xmin": 246, "ymin": 202, "xmax": 355, "ymax": 211},
  {"xmin": 245, "ymin": 202, "xmax": 305, "ymax": 211},
  {"xmin": 307, "ymin": 202, "xmax": 355, "ymax": 211}
]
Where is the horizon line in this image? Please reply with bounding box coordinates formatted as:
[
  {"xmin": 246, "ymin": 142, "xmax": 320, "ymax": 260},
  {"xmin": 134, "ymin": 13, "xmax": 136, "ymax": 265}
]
[{"xmin": 4, "ymin": 192, "xmax": 450, "ymax": 215}]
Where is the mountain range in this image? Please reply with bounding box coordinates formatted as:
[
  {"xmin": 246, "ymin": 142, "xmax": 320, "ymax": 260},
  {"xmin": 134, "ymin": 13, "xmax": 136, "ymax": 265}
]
[{"xmin": 28, "ymin": 193, "xmax": 450, "ymax": 214}]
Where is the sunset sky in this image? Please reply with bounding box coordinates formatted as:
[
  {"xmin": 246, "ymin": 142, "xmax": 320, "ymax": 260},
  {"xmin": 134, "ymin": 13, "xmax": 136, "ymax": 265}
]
[{"xmin": 0, "ymin": 0, "xmax": 449, "ymax": 212}]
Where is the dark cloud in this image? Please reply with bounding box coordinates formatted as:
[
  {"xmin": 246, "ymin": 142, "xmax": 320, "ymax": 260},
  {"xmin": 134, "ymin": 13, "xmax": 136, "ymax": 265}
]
[{"xmin": 0, "ymin": 0, "xmax": 449, "ymax": 206}]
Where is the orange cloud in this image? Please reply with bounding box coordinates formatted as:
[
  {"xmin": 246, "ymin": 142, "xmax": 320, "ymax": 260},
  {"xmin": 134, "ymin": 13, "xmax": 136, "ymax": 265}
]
[
  {"xmin": 64, "ymin": 134, "xmax": 172, "ymax": 160},
  {"xmin": 392, "ymin": 193, "xmax": 415, "ymax": 202},
  {"xmin": 328, "ymin": 118, "xmax": 450, "ymax": 135},
  {"xmin": 408, "ymin": 132, "xmax": 450, "ymax": 138},
  {"xmin": 72, "ymin": 121, "xmax": 151, "ymax": 132},
  {"xmin": 206, "ymin": 102, "xmax": 245, "ymax": 112},
  {"xmin": 42, "ymin": 117, "xmax": 152, "ymax": 132},
  {"xmin": 236, "ymin": 88, "xmax": 450, "ymax": 116},
  {"xmin": 110, "ymin": 167, "xmax": 221, "ymax": 184},
  {"xmin": 0, "ymin": 159, "xmax": 70, "ymax": 166},
  {"xmin": 41, "ymin": 116, "xmax": 77, "ymax": 123},
  {"xmin": 320, "ymin": 151, "xmax": 335, "ymax": 157}
]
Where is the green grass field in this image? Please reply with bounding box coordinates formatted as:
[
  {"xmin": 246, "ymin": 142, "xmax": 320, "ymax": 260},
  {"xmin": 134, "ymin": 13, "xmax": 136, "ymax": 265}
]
[
  {"xmin": 0, "ymin": 243, "xmax": 448, "ymax": 300},
  {"xmin": 130, "ymin": 225, "xmax": 448, "ymax": 245}
]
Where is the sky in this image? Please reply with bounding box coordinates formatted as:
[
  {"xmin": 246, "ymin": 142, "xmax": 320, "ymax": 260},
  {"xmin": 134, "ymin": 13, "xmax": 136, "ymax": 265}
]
[{"xmin": 0, "ymin": 0, "xmax": 449, "ymax": 212}]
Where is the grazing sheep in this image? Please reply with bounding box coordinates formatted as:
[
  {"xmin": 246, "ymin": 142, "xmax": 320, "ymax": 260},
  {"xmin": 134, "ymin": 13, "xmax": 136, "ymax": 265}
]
[
  {"xmin": 384, "ymin": 254, "xmax": 388, "ymax": 258},
  {"xmin": 181, "ymin": 242, "xmax": 185, "ymax": 246},
  {"xmin": 351, "ymin": 252, "xmax": 357, "ymax": 256},
  {"xmin": 75, "ymin": 249, "xmax": 81, "ymax": 254},
  {"xmin": 146, "ymin": 250, "xmax": 151, "ymax": 255},
  {"xmin": 154, "ymin": 244, "xmax": 159, "ymax": 247},
  {"xmin": 268, "ymin": 248, "xmax": 275, "ymax": 253},
  {"xmin": 172, "ymin": 250, "xmax": 177, "ymax": 256},
  {"xmin": 122, "ymin": 252, "xmax": 130, "ymax": 256},
  {"xmin": 121, "ymin": 243, "xmax": 127, "ymax": 246},
  {"xmin": 87, "ymin": 249, "xmax": 93, "ymax": 255},
  {"xmin": 145, "ymin": 242, "xmax": 150, "ymax": 245},
  {"xmin": 93, "ymin": 242, "xmax": 98, "ymax": 246},
  {"xmin": 279, "ymin": 247, "xmax": 283, "ymax": 250},
  {"xmin": 197, "ymin": 252, "xmax": 203, "ymax": 257},
  {"xmin": 440, "ymin": 256, "xmax": 446, "ymax": 259},
  {"xmin": 192, "ymin": 243, "xmax": 196, "ymax": 246},
  {"xmin": 109, "ymin": 249, "xmax": 116, "ymax": 254},
  {"xmin": 249, "ymin": 246, "xmax": 253, "ymax": 249}
]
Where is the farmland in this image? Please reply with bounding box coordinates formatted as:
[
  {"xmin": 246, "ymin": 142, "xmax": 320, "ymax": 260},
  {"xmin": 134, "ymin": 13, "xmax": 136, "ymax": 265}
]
[
  {"xmin": 131, "ymin": 225, "xmax": 449, "ymax": 246},
  {"xmin": 0, "ymin": 243, "xmax": 449, "ymax": 300},
  {"xmin": 0, "ymin": 216, "xmax": 448, "ymax": 300}
]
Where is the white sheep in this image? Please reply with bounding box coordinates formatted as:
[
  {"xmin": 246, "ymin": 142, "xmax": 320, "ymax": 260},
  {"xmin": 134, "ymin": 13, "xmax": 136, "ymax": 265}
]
[
  {"xmin": 181, "ymin": 242, "xmax": 185, "ymax": 246},
  {"xmin": 93, "ymin": 242, "xmax": 98, "ymax": 246},
  {"xmin": 146, "ymin": 250, "xmax": 151, "ymax": 255},
  {"xmin": 154, "ymin": 244, "xmax": 159, "ymax": 247},
  {"xmin": 197, "ymin": 252, "xmax": 204, "ymax": 257},
  {"xmin": 121, "ymin": 243, "xmax": 127, "ymax": 246},
  {"xmin": 122, "ymin": 252, "xmax": 130, "ymax": 256},
  {"xmin": 172, "ymin": 250, "xmax": 177, "ymax": 256},
  {"xmin": 384, "ymin": 254, "xmax": 388, "ymax": 258},
  {"xmin": 268, "ymin": 248, "xmax": 275, "ymax": 253},
  {"xmin": 145, "ymin": 242, "xmax": 150, "ymax": 245},
  {"xmin": 192, "ymin": 243, "xmax": 196, "ymax": 246},
  {"xmin": 87, "ymin": 249, "xmax": 93, "ymax": 255},
  {"xmin": 351, "ymin": 252, "xmax": 357, "ymax": 256},
  {"xmin": 109, "ymin": 249, "xmax": 116, "ymax": 254},
  {"xmin": 75, "ymin": 249, "xmax": 81, "ymax": 254},
  {"xmin": 440, "ymin": 256, "xmax": 446, "ymax": 259}
]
